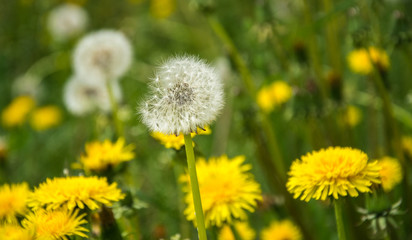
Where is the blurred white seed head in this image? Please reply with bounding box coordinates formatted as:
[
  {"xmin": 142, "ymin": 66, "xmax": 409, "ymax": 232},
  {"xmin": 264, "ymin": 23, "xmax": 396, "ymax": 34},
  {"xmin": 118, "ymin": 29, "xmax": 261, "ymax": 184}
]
[
  {"xmin": 73, "ymin": 29, "xmax": 133, "ymax": 81},
  {"xmin": 47, "ymin": 3, "xmax": 88, "ymax": 42},
  {"xmin": 63, "ymin": 74, "xmax": 122, "ymax": 116},
  {"xmin": 140, "ymin": 56, "xmax": 224, "ymax": 135}
]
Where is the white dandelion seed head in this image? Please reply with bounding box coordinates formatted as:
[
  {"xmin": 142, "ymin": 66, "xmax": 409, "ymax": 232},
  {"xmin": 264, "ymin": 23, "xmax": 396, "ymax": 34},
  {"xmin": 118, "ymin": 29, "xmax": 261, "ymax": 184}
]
[
  {"xmin": 140, "ymin": 56, "xmax": 224, "ymax": 135},
  {"xmin": 73, "ymin": 29, "xmax": 133, "ymax": 81},
  {"xmin": 47, "ymin": 3, "xmax": 88, "ymax": 42},
  {"xmin": 63, "ymin": 74, "xmax": 122, "ymax": 116}
]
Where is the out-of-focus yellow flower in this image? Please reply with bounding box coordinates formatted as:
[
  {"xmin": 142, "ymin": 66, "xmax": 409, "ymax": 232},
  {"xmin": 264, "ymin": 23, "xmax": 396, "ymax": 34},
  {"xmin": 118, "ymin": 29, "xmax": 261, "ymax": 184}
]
[
  {"xmin": 343, "ymin": 105, "xmax": 362, "ymax": 127},
  {"xmin": 257, "ymin": 81, "xmax": 292, "ymax": 112},
  {"xmin": 79, "ymin": 138, "xmax": 135, "ymax": 172},
  {"xmin": 22, "ymin": 208, "xmax": 88, "ymax": 240},
  {"xmin": 65, "ymin": 0, "xmax": 87, "ymax": 5},
  {"xmin": 402, "ymin": 136, "xmax": 412, "ymax": 159},
  {"xmin": 0, "ymin": 182, "xmax": 30, "ymax": 223},
  {"xmin": 347, "ymin": 47, "xmax": 389, "ymax": 75},
  {"xmin": 30, "ymin": 106, "xmax": 62, "ymax": 131},
  {"xmin": 218, "ymin": 221, "xmax": 256, "ymax": 240},
  {"xmin": 0, "ymin": 224, "xmax": 34, "ymax": 240},
  {"xmin": 377, "ymin": 156, "xmax": 403, "ymax": 192},
  {"xmin": 151, "ymin": 126, "xmax": 211, "ymax": 150},
  {"xmin": 180, "ymin": 155, "xmax": 262, "ymax": 227},
  {"xmin": 287, "ymin": 147, "xmax": 381, "ymax": 202},
  {"xmin": 29, "ymin": 176, "xmax": 124, "ymax": 211},
  {"xmin": 261, "ymin": 220, "xmax": 302, "ymax": 240},
  {"xmin": 1, "ymin": 96, "xmax": 35, "ymax": 128},
  {"xmin": 150, "ymin": 0, "xmax": 175, "ymax": 19}
]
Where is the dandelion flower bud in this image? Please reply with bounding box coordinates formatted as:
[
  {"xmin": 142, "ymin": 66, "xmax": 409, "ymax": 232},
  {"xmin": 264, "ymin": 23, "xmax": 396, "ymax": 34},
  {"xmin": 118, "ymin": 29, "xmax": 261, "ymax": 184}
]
[
  {"xmin": 63, "ymin": 75, "xmax": 122, "ymax": 116},
  {"xmin": 140, "ymin": 56, "xmax": 224, "ymax": 135},
  {"xmin": 73, "ymin": 30, "xmax": 133, "ymax": 81},
  {"xmin": 47, "ymin": 3, "xmax": 88, "ymax": 42}
]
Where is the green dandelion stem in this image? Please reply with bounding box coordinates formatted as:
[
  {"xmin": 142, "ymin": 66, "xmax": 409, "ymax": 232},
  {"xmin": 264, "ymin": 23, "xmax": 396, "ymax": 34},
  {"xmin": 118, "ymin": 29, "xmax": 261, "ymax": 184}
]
[
  {"xmin": 106, "ymin": 81, "xmax": 124, "ymax": 138},
  {"xmin": 334, "ymin": 200, "xmax": 346, "ymax": 240},
  {"xmin": 229, "ymin": 224, "xmax": 241, "ymax": 240},
  {"xmin": 183, "ymin": 134, "xmax": 208, "ymax": 240}
]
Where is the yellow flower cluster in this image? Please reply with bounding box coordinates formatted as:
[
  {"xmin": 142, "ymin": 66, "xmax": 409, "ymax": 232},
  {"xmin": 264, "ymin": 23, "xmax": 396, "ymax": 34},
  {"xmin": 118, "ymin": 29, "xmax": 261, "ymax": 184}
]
[
  {"xmin": 218, "ymin": 221, "xmax": 256, "ymax": 240},
  {"xmin": 151, "ymin": 126, "xmax": 211, "ymax": 150},
  {"xmin": 287, "ymin": 147, "xmax": 381, "ymax": 201},
  {"xmin": 79, "ymin": 137, "xmax": 135, "ymax": 172},
  {"xmin": 1, "ymin": 96, "xmax": 62, "ymax": 131},
  {"xmin": 257, "ymin": 81, "xmax": 292, "ymax": 112},
  {"xmin": 260, "ymin": 220, "xmax": 302, "ymax": 240},
  {"xmin": 0, "ymin": 182, "xmax": 30, "ymax": 223},
  {"xmin": 1, "ymin": 96, "xmax": 35, "ymax": 128},
  {"xmin": 347, "ymin": 47, "xmax": 389, "ymax": 75},
  {"xmin": 377, "ymin": 156, "xmax": 403, "ymax": 192},
  {"xmin": 150, "ymin": 0, "xmax": 175, "ymax": 19},
  {"xmin": 180, "ymin": 155, "xmax": 262, "ymax": 227},
  {"xmin": 29, "ymin": 176, "xmax": 125, "ymax": 210},
  {"xmin": 30, "ymin": 106, "xmax": 62, "ymax": 131}
]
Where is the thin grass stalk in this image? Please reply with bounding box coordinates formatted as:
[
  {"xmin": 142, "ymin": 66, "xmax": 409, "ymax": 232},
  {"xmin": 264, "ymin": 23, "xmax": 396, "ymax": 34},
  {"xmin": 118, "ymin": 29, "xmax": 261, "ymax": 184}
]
[
  {"xmin": 183, "ymin": 134, "xmax": 207, "ymax": 240},
  {"xmin": 106, "ymin": 81, "xmax": 124, "ymax": 138},
  {"xmin": 334, "ymin": 200, "xmax": 346, "ymax": 240},
  {"xmin": 207, "ymin": 16, "xmax": 286, "ymax": 182}
]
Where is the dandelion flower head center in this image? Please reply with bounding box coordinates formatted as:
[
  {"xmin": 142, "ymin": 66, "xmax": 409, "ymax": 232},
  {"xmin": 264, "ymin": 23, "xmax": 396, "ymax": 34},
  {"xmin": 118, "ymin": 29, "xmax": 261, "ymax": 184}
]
[
  {"xmin": 167, "ymin": 82, "xmax": 194, "ymax": 106},
  {"xmin": 23, "ymin": 209, "xmax": 88, "ymax": 239},
  {"xmin": 92, "ymin": 48, "xmax": 113, "ymax": 72}
]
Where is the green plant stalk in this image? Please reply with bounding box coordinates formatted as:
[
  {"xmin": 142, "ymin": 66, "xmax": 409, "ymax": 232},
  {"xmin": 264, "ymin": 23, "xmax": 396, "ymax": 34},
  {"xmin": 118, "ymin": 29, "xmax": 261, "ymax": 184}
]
[
  {"xmin": 334, "ymin": 200, "xmax": 346, "ymax": 240},
  {"xmin": 370, "ymin": 72, "xmax": 404, "ymax": 164},
  {"xmin": 106, "ymin": 81, "xmax": 124, "ymax": 138},
  {"xmin": 302, "ymin": 0, "xmax": 328, "ymax": 99},
  {"xmin": 322, "ymin": 0, "xmax": 343, "ymax": 75},
  {"xmin": 229, "ymin": 224, "xmax": 241, "ymax": 240},
  {"xmin": 207, "ymin": 16, "xmax": 286, "ymax": 181},
  {"xmin": 184, "ymin": 134, "xmax": 208, "ymax": 240}
]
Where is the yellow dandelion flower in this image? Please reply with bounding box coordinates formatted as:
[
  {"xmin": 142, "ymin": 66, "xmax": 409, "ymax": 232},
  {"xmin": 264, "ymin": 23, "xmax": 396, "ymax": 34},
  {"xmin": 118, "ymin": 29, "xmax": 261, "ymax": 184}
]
[
  {"xmin": 29, "ymin": 176, "xmax": 125, "ymax": 210},
  {"xmin": 257, "ymin": 81, "xmax": 292, "ymax": 112},
  {"xmin": 22, "ymin": 208, "xmax": 88, "ymax": 240},
  {"xmin": 180, "ymin": 155, "xmax": 262, "ymax": 227},
  {"xmin": 377, "ymin": 156, "xmax": 403, "ymax": 192},
  {"xmin": 218, "ymin": 221, "xmax": 256, "ymax": 240},
  {"xmin": 150, "ymin": 0, "xmax": 175, "ymax": 19},
  {"xmin": 343, "ymin": 105, "xmax": 362, "ymax": 127},
  {"xmin": 0, "ymin": 182, "xmax": 30, "ymax": 223},
  {"xmin": 286, "ymin": 147, "xmax": 381, "ymax": 202},
  {"xmin": 402, "ymin": 136, "xmax": 412, "ymax": 159},
  {"xmin": 151, "ymin": 126, "xmax": 211, "ymax": 150},
  {"xmin": 0, "ymin": 224, "xmax": 34, "ymax": 240},
  {"xmin": 80, "ymin": 137, "xmax": 135, "ymax": 172},
  {"xmin": 347, "ymin": 47, "xmax": 389, "ymax": 75},
  {"xmin": 1, "ymin": 96, "xmax": 35, "ymax": 127},
  {"xmin": 261, "ymin": 220, "xmax": 302, "ymax": 240},
  {"xmin": 30, "ymin": 106, "xmax": 62, "ymax": 131}
]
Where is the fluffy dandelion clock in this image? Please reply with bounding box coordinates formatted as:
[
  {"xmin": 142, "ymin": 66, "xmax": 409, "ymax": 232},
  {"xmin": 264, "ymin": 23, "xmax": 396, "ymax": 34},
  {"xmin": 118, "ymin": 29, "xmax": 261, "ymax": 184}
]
[
  {"xmin": 73, "ymin": 30, "xmax": 132, "ymax": 81},
  {"xmin": 140, "ymin": 56, "xmax": 224, "ymax": 135},
  {"xmin": 47, "ymin": 3, "xmax": 88, "ymax": 42},
  {"xmin": 63, "ymin": 74, "xmax": 122, "ymax": 116}
]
